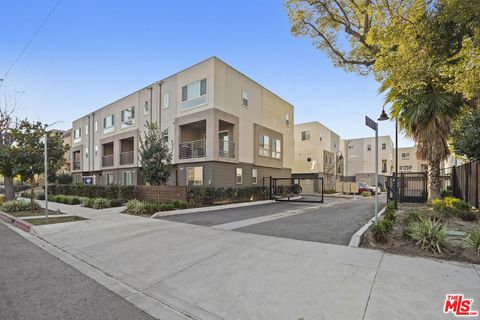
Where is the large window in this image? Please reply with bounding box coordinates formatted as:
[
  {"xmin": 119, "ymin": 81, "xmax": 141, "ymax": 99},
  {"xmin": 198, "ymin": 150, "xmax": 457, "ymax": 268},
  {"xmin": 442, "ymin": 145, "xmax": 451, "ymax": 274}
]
[
  {"xmin": 123, "ymin": 170, "xmax": 134, "ymax": 185},
  {"xmin": 301, "ymin": 131, "xmax": 310, "ymax": 141},
  {"xmin": 187, "ymin": 167, "xmax": 203, "ymax": 186},
  {"xmin": 163, "ymin": 92, "xmax": 170, "ymax": 109},
  {"xmin": 382, "ymin": 160, "xmax": 387, "ymax": 173},
  {"xmin": 73, "ymin": 128, "xmax": 81, "ymax": 143},
  {"xmin": 382, "ymin": 143, "xmax": 386, "ymax": 150},
  {"xmin": 242, "ymin": 89, "xmax": 248, "ymax": 107},
  {"xmin": 272, "ymin": 139, "xmax": 281, "ymax": 159},
  {"xmin": 121, "ymin": 107, "xmax": 135, "ymax": 128},
  {"xmin": 181, "ymin": 79, "xmax": 207, "ymax": 109},
  {"xmin": 85, "ymin": 124, "xmax": 89, "ymax": 136},
  {"xmin": 258, "ymin": 135, "xmax": 270, "ymax": 157},
  {"xmin": 367, "ymin": 144, "xmax": 371, "ymax": 151},
  {"xmin": 252, "ymin": 168, "xmax": 258, "ymax": 184},
  {"xmin": 285, "ymin": 113, "xmax": 289, "ymax": 126},
  {"xmin": 95, "ymin": 120, "xmax": 98, "ymax": 132},
  {"xmin": 402, "ymin": 152, "xmax": 410, "ymax": 159},
  {"xmin": 144, "ymin": 101, "xmax": 149, "ymax": 115},
  {"xmin": 103, "ymin": 115, "xmax": 114, "ymax": 134},
  {"xmin": 236, "ymin": 168, "xmax": 243, "ymax": 184}
]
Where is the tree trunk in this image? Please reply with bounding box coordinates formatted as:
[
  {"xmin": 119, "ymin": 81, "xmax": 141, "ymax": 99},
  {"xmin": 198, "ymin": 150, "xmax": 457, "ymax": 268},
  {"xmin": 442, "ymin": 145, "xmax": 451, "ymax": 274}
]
[
  {"xmin": 428, "ymin": 160, "xmax": 441, "ymax": 202},
  {"xmin": 4, "ymin": 175, "xmax": 15, "ymax": 200},
  {"xmin": 30, "ymin": 177, "xmax": 36, "ymax": 212},
  {"xmin": 156, "ymin": 185, "xmax": 161, "ymax": 207}
]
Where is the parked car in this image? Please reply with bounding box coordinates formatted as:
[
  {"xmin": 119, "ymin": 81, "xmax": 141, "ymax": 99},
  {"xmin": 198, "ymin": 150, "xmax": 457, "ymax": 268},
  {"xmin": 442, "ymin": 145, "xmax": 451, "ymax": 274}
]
[{"xmin": 358, "ymin": 182, "xmax": 380, "ymax": 195}]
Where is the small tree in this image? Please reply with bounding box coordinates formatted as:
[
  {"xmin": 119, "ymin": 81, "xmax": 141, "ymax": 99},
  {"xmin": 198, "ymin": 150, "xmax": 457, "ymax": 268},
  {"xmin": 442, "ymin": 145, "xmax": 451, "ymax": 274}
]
[
  {"xmin": 0, "ymin": 106, "xmax": 18, "ymax": 200},
  {"xmin": 138, "ymin": 122, "xmax": 173, "ymax": 205},
  {"xmin": 11, "ymin": 120, "xmax": 68, "ymax": 211},
  {"xmin": 452, "ymin": 109, "xmax": 480, "ymax": 161}
]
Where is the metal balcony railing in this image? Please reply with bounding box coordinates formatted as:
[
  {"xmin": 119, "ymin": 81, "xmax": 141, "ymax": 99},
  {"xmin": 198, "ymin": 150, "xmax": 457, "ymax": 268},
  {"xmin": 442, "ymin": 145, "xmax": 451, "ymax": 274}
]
[
  {"xmin": 120, "ymin": 151, "xmax": 134, "ymax": 165},
  {"xmin": 72, "ymin": 161, "xmax": 81, "ymax": 170},
  {"xmin": 179, "ymin": 139, "xmax": 206, "ymax": 159},
  {"xmin": 218, "ymin": 139, "xmax": 235, "ymax": 158},
  {"xmin": 102, "ymin": 155, "xmax": 114, "ymax": 167}
]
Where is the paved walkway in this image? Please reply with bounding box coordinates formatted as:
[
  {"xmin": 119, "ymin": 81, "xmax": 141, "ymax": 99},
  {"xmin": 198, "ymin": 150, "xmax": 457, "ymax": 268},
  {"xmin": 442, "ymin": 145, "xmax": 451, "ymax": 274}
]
[
  {"xmin": 8, "ymin": 208, "xmax": 479, "ymax": 320},
  {"xmin": 0, "ymin": 223, "xmax": 155, "ymax": 320}
]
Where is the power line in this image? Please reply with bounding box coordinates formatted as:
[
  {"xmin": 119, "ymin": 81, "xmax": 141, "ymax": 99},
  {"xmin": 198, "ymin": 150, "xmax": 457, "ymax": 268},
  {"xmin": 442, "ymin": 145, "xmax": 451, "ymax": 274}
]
[{"xmin": 3, "ymin": 0, "xmax": 62, "ymax": 79}]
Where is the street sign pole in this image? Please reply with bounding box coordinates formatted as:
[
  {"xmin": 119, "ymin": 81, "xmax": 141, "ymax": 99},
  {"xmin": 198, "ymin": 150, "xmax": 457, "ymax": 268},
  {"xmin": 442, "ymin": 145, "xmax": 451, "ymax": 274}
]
[{"xmin": 365, "ymin": 116, "xmax": 379, "ymax": 224}]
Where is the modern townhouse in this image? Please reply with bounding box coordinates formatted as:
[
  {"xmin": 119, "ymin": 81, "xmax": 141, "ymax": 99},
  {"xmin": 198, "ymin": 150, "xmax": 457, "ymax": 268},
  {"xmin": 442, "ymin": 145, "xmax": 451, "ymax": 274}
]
[
  {"xmin": 70, "ymin": 57, "xmax": 294, "ymax": 187},
  {"xmin": 341, "ymin": 136, "xmax": 394, "ymax": 185},
  {"xmin": 396, "ymin": 146, "xmax": 429, "ymax": 173},
  {"xmin": 292, "ymin": 121, "xmax": 342, "ymax": 189},
  {"xmin": 60, "ymin": 129, "xmax": 72, "ymax": 173}
]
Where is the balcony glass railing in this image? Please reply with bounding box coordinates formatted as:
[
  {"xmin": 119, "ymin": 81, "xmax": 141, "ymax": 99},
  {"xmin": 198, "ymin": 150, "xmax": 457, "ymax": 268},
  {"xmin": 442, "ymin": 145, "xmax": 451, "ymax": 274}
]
[
  {"xmin": 179, "ymin": 140, "xmax": 206, "ymax": 159},
  {"xmin": 102, "ymin": 155, "xmax": 114, "ymax": 167},
  {"xmin": 218, "ymin": 139, "xmax": 235, "ymax": 158},
  {"xmin": 120, "ymin": 151, "xmax": 134, "ymax": 165}
]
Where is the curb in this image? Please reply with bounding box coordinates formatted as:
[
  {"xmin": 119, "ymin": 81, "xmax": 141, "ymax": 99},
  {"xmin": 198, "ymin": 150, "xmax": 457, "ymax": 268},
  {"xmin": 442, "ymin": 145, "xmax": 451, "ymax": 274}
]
[
  {"xmin": 0, "ymin": 211, "xmax": 33, "ymax": 233},
  {"xmin": 151, "ymin": 199, "xmax": 275, "ymax": 218},
  {"xmin": 348, "ymin": 206, "xmax": 387, "ymax": 248}
]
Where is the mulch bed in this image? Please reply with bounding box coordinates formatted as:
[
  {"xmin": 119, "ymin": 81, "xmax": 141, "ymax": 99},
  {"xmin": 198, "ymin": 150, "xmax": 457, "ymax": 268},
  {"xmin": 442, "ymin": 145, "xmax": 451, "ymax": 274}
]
[{"xmin": 361, "ymin": 203, "xmax": 480, "ymax": 264}]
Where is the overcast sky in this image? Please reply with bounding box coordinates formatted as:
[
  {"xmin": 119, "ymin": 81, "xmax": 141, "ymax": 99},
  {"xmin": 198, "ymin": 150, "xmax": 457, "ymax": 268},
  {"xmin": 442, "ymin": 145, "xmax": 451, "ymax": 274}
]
[{"xmin": 1, "ymin": 0, "xmax": 414, "ymax": 147}]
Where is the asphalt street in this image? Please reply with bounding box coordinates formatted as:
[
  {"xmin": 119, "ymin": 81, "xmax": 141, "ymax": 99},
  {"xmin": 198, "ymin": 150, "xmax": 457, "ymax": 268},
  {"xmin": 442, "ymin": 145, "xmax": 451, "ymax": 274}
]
[{"xmin": 0, "ymin": 223, "xmax": 155, "ymax": 320}]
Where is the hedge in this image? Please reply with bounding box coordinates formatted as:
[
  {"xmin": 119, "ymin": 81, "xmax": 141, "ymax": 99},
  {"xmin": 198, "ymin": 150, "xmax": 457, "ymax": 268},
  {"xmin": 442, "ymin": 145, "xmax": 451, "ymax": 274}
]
[
  {"xmin": 187, "ymin": 186, "xmax": 268, "ymax": 205},
  {"xmin": 48, "ymin": 184, "xmax": 134, "ymax": 200}
]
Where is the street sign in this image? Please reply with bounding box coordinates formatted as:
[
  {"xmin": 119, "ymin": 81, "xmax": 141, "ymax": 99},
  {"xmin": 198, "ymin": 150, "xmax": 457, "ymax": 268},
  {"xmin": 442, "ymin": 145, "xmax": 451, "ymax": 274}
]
[{"xmin": 365, "ymin": 116, "xmax": 378, "ymax": 131}]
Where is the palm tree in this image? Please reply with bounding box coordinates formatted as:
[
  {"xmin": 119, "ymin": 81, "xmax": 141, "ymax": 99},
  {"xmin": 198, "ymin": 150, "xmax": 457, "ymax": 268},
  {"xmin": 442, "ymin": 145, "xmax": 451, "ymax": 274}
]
[{"xmin": 382, "ymin": 84, "xmax": 462, "ymax": 201}]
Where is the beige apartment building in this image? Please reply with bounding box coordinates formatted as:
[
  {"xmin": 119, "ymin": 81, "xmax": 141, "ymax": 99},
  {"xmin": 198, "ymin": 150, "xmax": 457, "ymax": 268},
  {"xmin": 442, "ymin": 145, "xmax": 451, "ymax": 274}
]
[
  {"xmin": 70, "ymin": 57, "xmax": 294, "ymax": 187},
  {"xmin": 342, "ymin": 136, "xmax": 395, "ymax": 177},
  {"xmin": 396, "ymin": 146, "xmax": 429, "ymax": 173},
  {"xmin": 292, "ymin": 122, "xmax": 342, "ymax": 188}
]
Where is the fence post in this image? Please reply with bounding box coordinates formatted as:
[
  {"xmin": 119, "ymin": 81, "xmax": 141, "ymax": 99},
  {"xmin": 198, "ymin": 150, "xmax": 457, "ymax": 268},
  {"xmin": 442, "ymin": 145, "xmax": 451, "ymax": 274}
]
[
  {"xmin": 451, "ymin": 165, "xmax": 456, "ymax": 197},
  {"xmin": 269, "ymin": 176, "xmax": 272, "ymax": 200}
]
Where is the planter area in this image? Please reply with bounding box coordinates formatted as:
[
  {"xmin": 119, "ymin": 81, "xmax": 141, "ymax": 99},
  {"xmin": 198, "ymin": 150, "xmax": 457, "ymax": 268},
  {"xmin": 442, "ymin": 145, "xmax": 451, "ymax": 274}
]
[{"xmin": 361, "ymin": 198, "xmax": 480, "ymax": 264}]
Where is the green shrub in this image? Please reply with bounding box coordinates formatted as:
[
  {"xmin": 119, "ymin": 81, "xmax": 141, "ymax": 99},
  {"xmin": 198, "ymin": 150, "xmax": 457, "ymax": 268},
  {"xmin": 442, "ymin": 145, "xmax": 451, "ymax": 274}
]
[
  {"xmin": 56, "ymin": 173, "xmax": 73, "ymax": 185},
  {"xmin": 159, "ymin": 203, "xmax": 175, "ymax": 211},
  {"xmin": 384, "ymin": 209, "xmax": 396, "ymax": 222},
  {"xmin": 110, "ymin": 199, "xmax": 124, "ymax": 207},
  {"xmin": 324, "ymin": 189, "xmax": 336, "ymax": 194},
  {"xmin": 82, "ymin": 198, "xmax": 96, "ymax": 208},
  {"xmin": 404, "ymin": 211, "xmax": 425, "ymax": 226},
  {"xmin": 432, "ymin": 197, "xmax": 471, "ymax": 217},
  {"xmin": 440, "ymin": 189, "xmax": 453, "ymax": 199},
  {"xmin": 466, "ymin": 228, "xmax": 480, "ymax": 254},
  {"xmin": 371, "ymin": 219, "xmax": 393, "ymax": 242},
  {"xmin": 125, "ymin": 199, "xmax": 158, "ymax": 215},
  {"xmin": 1, "ymin": 200, "xmax": 40, "ymax": 212},
  {"xmin": 91, "ymin": 198, "xmax": 111, "ymax": 209},
  {"xmin": 187, "ymin": 186, "xmax": 266, "ymax": 205},
  {"xmin": 406, "ymin": 218, "xmax": 446, "ymax": 253},
  {"xmin": 48, "ymin": 184, "xmax": 134, "ymax": 200},
  {"xmin": 172, "ymin": 199, "xmax": 188, "ymax": 209},
  {"xmin": 361, "ymin": 191, "xmax": 372, "ymax": 197}
]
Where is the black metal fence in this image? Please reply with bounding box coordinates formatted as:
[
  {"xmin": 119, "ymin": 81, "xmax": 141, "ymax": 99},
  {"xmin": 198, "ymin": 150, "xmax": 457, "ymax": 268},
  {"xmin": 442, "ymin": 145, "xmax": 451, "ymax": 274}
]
[{"xmin": 452, "ymin": 161, "xmax": 479, "ymax": 209}]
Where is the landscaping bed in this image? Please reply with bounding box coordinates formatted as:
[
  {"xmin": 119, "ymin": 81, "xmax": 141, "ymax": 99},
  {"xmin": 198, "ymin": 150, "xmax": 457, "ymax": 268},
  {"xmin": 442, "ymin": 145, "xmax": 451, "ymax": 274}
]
[
  {"xmin": 122, "ymin": 199, "xmax": 187, "ymax": 217},
  {"xmin": 361, "ymin": 198, "xmax": 480, "ymax": 264},
  {"xmin": 24, "ymin": 215, "xmax": 88, "ymax": 225},
  {"xmin": 9, "ymin": 209, "xmax": 61, "ymax": 218}
]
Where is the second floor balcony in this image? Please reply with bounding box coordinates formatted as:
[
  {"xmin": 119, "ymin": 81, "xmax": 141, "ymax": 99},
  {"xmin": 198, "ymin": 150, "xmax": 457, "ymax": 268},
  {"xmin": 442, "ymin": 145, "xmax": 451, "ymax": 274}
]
[
  {"xmin": 218, "ymin": 139, "xmax": 235, "ymax": 158},
  {"xmin": 179, "ymin": 139, "xmax": 206, "ymax": 159},
  {"xmin": 72, "ymin": 161, "xmax": 81, "ymax": 170},
  {"xmin": 102, "ymin": 154, "xmax": 114, "ymax": 167},
  {"xmin": 120, "ymin": 151, "xmax": 134, "ymax": 165}
]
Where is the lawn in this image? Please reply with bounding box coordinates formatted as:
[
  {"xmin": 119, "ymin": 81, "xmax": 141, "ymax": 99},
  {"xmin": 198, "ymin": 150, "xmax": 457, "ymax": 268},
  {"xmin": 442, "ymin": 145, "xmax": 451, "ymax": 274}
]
[
  {"xmin": 24, "ymin": 216, "xmax": 88, "ymax": 226},
  {"xmin": 9, "ymin": 209, "xmax": 61, "ymax": 218}
]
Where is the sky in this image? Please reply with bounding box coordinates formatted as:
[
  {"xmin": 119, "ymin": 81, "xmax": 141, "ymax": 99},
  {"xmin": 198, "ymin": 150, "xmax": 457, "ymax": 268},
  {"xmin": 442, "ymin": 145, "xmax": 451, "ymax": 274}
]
[{"xmin": 0, "ymin": 0, "xmax": 414, "ymax": 147}]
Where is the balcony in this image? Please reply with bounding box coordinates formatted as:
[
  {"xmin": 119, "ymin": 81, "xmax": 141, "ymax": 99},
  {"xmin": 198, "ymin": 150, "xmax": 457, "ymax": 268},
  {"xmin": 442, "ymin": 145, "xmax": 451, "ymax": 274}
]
[
  {"xmin": 102, "ymin": 155, "xmax": 114, "ymax": 167},
  {"xmin": 179, "ymin": 139, "xmax": 206, "ymax": 159},
  {"xmin": 120, "ymin": 151, "xmax": 134, "ymax": 165},
  {"xmin": 218, "ymin": 139, "xmax": 235, "ymax": 158},
  {"xmin": 72, "ymin": 161, "xmax": 81, "ymax": 170}
]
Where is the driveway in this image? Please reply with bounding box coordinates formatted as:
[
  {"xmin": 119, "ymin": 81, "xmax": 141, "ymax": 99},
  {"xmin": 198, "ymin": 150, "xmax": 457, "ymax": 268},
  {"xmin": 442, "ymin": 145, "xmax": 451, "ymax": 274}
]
[{"xmin": 160, "ymin": 195, "xmax": 386, "ymax": 245}]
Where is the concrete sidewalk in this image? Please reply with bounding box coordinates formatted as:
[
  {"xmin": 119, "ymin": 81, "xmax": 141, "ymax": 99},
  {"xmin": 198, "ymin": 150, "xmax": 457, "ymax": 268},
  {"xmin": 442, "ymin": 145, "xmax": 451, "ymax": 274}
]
[{"xmin": 7, "ymin": 211, "xmax": 480, "ymax": 320}]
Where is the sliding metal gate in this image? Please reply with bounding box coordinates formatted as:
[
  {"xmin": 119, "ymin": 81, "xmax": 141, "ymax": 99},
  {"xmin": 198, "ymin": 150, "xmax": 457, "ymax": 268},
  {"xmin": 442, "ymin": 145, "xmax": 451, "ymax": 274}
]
[
  {"xmin": 264, "ymin": 177, "xmax": 324, "ymax": 203},
  {"xmin": 387, "ymin": 172, "xmax": 427, "ymax": 203}
]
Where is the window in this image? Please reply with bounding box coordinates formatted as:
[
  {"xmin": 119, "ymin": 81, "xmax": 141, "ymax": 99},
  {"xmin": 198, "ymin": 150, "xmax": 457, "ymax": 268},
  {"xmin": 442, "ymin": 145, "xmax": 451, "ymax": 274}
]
[
  {"xmin": 123, "ymin": 170, "xmax": 134, "ymax": 186},
  {"xmin": 236, "ymin": 168, "xmax": 243, "ymax": 184},
  {"xmin": 163, "ymin": 92, "xmax": 170, "ymax": 109},
  {"xmin": 348, "ymin": 145, "xmax": 354, "ymax": 149},
  {"xmin": 367, "ymin": 144, "xmax": 371, "ymax": 151},
  {"xmin": 85, "ymin": 147, "xmax": 89, "ymax": 158},
  {"xmin": 95, "ymin": 145, "xmax": 98, "ymax": 156},
  {"xmin": 252, "ymin": 168, "xmax": 257, "ymax": 184},
  {"xmin": 258, "ymin": 135, "xmax": 270, "ymax": 156},
  {"xmin": 121, "ymin": 107, "xmax": 135, "ymax": 128},
  {"xmin": 103, "ymin": 115, "xmax": 114, "ymax": 134},
  {"xmin": 73, "ymin": 128, "xmax": 81, "ymax": 143},
  {"xmin": 285, "ymin": 113, "xmax": 289, "ymax": 126},
  {"xmin": 307, "ymin": 157, "xmax": 312, "ymax": 162},
  {"xmin": 95, "ymin": 121, "xmax": 98, "ymax": 132},
  {"xmin": 382, "ymin": 160, "xmax": 387, "ymax": 173},
  {"xmin": 105, "ymin": 172, "xmax": 114, "ymax": 185},
  {"xmin": 319, "ymin": 136, "xmax": 322, "ymax": 141},
  {"xmin": 85, "ymin": 124, "xmax": 89, "ymax": 135},
  {"xmin": 181, "ymin": 79, "xmax": 207, "ymax": 109},
  {"xmin": 162, "ymin": 129, "xmax": 168, "ymax": 143},
  {"xmin": 272, "ymin": 139, "xmax": 281, "ymax": 159},
  {"xmin": 402, "ymin": 152, "xmax": 410, "ymax": 159},
  {"xmin": 382, "ymin": 143, "xmax": 386, "ymax": 150},
  {"xmin": 187, "ymin": 167, "xmax": 203, "ymax": 186},
  {"xmin": 242, "ymin": 89, "xmax": 248, "ymax": 107},
  {"xmin": 301, "ymin": 131, "xmax": 310, "ymax": 141},
  {"xmin": 400, "ymin": 165, "xmax": 413, "ymax": 171},
  {"xmin": 144, "ymin": 101, "xmax": 149, "ymax": 114}
]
